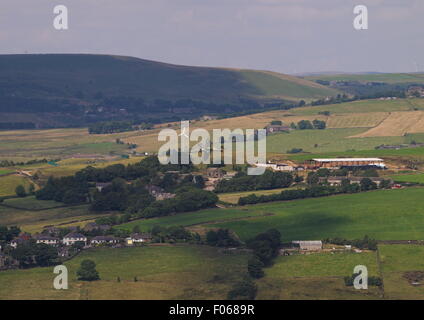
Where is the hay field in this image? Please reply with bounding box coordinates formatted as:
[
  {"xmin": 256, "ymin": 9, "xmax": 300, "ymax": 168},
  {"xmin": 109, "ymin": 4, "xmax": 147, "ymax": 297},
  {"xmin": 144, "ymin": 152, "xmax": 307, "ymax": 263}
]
[
  {"xmin": 289, "ymin": 99, "xmax": 424, "ymax": 116},
  {"xmin": 0, "ymin": 128, "xmax": 134, "ymax": 159},
  {"xmin": 326, "ymin": 112, "xmax": 388, "ymax": 128},
  {"xmin": 352, "ymin": 111, "xmax": 424, "ymax": 137}
]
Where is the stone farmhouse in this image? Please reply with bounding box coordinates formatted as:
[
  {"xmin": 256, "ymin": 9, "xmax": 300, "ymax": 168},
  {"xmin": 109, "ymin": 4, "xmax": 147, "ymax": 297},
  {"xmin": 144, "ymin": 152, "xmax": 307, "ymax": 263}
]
[
  {"xmin": 34, "ymin": 235, "xmax": 60, "ymax": 246},
  {"xmin": 62, "ymin": 233, "xmax": 87, "ymax": 246},
  {"xmin": 126, "ymin": 233, "xmax": 152, "ymax": 245},
  {"xmin": 90, "ymin": 236, "xmax": 120, "ymax": 245}
]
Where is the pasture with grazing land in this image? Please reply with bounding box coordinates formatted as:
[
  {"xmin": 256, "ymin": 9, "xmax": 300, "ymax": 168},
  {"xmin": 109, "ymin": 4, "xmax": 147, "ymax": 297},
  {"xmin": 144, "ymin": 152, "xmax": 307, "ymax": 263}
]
[
  {"xmin": 257, "ymin": 251, "xmax": 381, "ymax": 300},
  {"xmin": 0, "ymin": 202, "xmax": 107, "ymax": 234},
  {"xmin": 209, "ymin": 187, "xmax": 424, "ymax": 241},
  {"xmin": 0, "ymin": 245, "xmax": 248, "ymax": 300},
  {"xmin": 378, "ymin": 245, "xmax": 424, "ymax": 299},
  {"xmin": 0, "ymin": 175, "xmax": 33, "ymax": 197},
  {"xmin": 266, "ymin": 128, "xmax": 406, "ymax": 154},
  {"xmin": 305, "ymin": 73, "xmax": 424, "ymax": 84},
  {"xmin": 116, "ymin": 188, "xmax": 424, "ymax": 242},
  {"xmin": 390, "ymin": 173, "xmax": 424, "ymax": 184},
  {"xmin": 116, "ymin": 207, "xmax": 269, "ymax": 233},
  {"xmin": 289, "ymin": 99, "xmax": 424, "ymax": 115}
]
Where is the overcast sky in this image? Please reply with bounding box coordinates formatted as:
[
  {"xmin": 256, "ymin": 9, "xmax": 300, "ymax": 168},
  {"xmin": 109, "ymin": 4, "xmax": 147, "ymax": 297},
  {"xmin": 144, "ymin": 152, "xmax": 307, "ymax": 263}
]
[{"xmin": 0, "ymin": 0, "xmax": 423, "ymax": 74}]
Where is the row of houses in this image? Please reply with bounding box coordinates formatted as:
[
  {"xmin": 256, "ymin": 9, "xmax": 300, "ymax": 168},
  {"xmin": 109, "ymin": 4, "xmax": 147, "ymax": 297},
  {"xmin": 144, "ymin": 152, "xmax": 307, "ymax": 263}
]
[
  {"xmin": 10, "ymin": 232, "xmax": 152, "ymax": 249},
  {"xmin": 307, "ymin": 158, "xmax": 387, "ymax": 169}
]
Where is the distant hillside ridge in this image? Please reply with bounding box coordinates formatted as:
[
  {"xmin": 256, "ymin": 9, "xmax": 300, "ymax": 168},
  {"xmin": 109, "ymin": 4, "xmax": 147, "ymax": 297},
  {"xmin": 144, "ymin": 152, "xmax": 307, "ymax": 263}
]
[{"xmin": 0, "ymin": 54, "xmax": 337, "ymax": 128}]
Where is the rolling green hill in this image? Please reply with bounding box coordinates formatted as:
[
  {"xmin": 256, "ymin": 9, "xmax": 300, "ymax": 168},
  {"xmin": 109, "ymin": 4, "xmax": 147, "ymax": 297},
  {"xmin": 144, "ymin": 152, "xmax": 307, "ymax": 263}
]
[
  {"xmin": 305, "ymin": 73, "xmax": 424, "ymax": 84},
  {"xmin": 0, "ymin": 54, "xmax": 337, "ymax": 127}
]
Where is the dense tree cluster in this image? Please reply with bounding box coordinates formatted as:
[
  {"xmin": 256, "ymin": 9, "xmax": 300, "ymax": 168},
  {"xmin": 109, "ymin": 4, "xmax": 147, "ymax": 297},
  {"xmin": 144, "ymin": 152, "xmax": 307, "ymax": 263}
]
[
  {"xmin": 206, "ymin": 229, "xmax": 241, "ymax": 247},
  {"xmin": 10, "ymin": 240, "xmax": 58, "ymax": 268},
  {"xmin": 0, "ymin": 158, "xmax": 55, "ymax": 167},
  {"xmin": 227, "ymin": 277, "xmax": 257, "ymax": 300},
  {"xmin": 323, "ymin": 235, "xmax": 378, "ymax": 250},
  {"xmin": 36, "ymin": 176, "xmax": 89, "ymax": 204},
  {"xmin": 151, "ymin": 225, "xmax": 200, "ymax": 243},
  {"xmin": 311, "ymin": 93, "xmax": 354, "ymax": 106},
  {"xmin": 238, "ymin": 185, "xmax": 340, "ymax": 205},
  {"xmin": 77, "ymin": 259, "xmax": 100, "ymax": 281},
  {"xmin": 0, "ymin": 122, "xmax": 36, "ymax": 130},
  {"xmin": 88, "ymin": 120, "xmax": 152, "ymax": 134},
  {"xmin": 291, "ymin": 119, "xmax": 326, "ymax": 130},
  {"xmin": 35, "ymin": 156, "xmax": 216, "ymax": 219},
  {"xmin": 244, "ymin": 229, "xmax": 282, "ymax": 286},
  {"xmin": 0, "ymin": 225, "xmax": 21, "ymax": 242},
  {"xmin": 214, "ymin": 170, "xmax": 293, "ymax": 193},
  {"xmin": 138, "ymin": 188, "xmax": 218, "ymax": 219},
  {"xmin": 344, "ymin": 274, "xmax": 382, "ymax": 287},
  {"xmin": 246, "ymin": 229, "xmax": 281, "ymax": 267}
]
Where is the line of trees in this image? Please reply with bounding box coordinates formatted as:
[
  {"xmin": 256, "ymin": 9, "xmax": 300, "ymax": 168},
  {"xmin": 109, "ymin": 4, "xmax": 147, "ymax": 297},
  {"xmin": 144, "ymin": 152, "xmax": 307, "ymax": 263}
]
[
  {"xmin": 214, "ymin": 170, "xmax": 293, "ymax": 193},
  {"xmin": 290, "ymin": 119, "xmax": 326, "ymax": 130},
  {"xmin": 237, "ymin": 176, "xmax": 391, "ymax": 206},
  {"xmin": 88, "ymin": 120, "xmax": 153, "ymax": 134},
  {"xmin": 323, "ymin": 235, "xmax": 378, "ymax": 250},
  {"xmin": 227, "ymin": 229, "xmax": 282, "ymax": 300},
  {"xmin": 238, "ymin": 185, "xmax": 340, "ymax": 205}
]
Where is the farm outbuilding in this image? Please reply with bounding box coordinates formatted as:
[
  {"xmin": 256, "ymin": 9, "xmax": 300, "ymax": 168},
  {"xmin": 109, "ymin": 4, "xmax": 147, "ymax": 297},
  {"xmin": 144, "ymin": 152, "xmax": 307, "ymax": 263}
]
[
  {"xmin": 292, "ymin": 240, "xmax": 323, "ymax": 251},
  {"xmin": 309, "ymin": 158, "xmax": 386, "ymax": 169}
]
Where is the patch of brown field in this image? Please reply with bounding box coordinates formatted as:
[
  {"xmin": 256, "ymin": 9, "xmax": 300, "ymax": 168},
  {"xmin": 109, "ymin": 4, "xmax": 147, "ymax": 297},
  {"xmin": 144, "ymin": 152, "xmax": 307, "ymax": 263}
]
[
  {"xmin": 350, "ymin": 111, "xmax": 424, "ymax": 137},
  {"xmin": 403, "ymin": 271, "xmax": 424, "ymax": 285},
  {"xmin": 327, "ymin": 112, "xmax": 389, "ymax": 129}
]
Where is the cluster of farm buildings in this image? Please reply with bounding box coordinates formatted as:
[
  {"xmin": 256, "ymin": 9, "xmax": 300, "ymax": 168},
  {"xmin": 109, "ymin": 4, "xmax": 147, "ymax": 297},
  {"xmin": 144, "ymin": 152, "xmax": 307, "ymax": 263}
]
[{"xmin": 256, "ymin": 157, "xmax": 387, "ymax": 172}]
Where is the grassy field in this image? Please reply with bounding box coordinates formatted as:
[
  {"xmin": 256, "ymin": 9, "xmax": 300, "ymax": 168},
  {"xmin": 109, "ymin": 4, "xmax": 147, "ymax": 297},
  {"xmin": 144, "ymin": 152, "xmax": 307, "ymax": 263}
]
[
  {"xmin": 239, "ymin": 70, "xmax": 339, "ymax": 100},
  {"xmin": 35, "ymin": 157, "xmax": 145, "ymax": 178},
  {"xmin": 116, "ymin": 207, "xmax": 269, "ymax": 233},
  {"xmin": 289, "ymin": 99, "xmax": 424, "ymax": 115},
  {"xmin": 266, "ymin": 128, "xmax": 406, "ymax": 154},
  {"xmin": 305, "ymin": 73, "xmax": 424, "ymax": 84},
  {"xmin": 390, "ymin": 173, "xmax": 424, "ymax": 184},
  {"xmin": 0, "ymin": 245, "xmax": 248, "ymax": 300},
  {"xmin": 3, "ymin": 196, "xmax": 63, "ymax": 210},
  {"xmin": 0, "ymin": 203, "xmax": 107, "ymax": 233},
  {"xmin": 0, "ymin": 128, "xmax": 133, "ymax": 159},
  {"xmin": 379, "ymin": 245, "xmax": 424, "ymax": 299},
  {"xmin": 116, "ymin": 187, "xmax": 424, "ymax": 242},
  {"xmin": 218, "ymin": 187, "xmax": 301, "ymax": 204},
  {"xmin": 0, "ymin": 175, "xmax": 33, "ymax": 197},
  {"xmin": 0, "ymin": 169, "xmax": 14, "ymax": 175},
  {"xmin": 209, "ymin": 187, "xmax": 424, "ymax": 241},
  {"xmin": 257, "ymin": 251, "xmax": 381, "ymax": 300}
]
